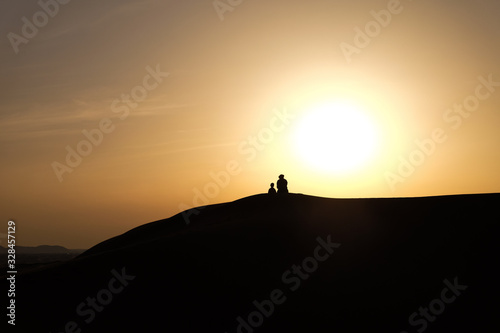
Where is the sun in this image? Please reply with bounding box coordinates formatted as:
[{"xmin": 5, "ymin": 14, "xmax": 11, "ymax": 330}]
[{"xmin": 292, "ymin": 100, "xmax": 379, "ymax": 174}]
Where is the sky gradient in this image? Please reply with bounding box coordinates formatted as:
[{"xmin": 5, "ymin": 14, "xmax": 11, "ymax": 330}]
[{"xmin": 1, "ymin": 0, "xmax": 499, "ymax": 248}]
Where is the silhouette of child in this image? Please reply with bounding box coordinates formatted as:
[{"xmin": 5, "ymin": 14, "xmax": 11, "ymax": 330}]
[
  {"xmin": 268, "ymin": 183, "xmax": 277, "ymax": 194},
  {"xmin": 277, "ymin": 174, "xmax": 288, "ymax": 194}
]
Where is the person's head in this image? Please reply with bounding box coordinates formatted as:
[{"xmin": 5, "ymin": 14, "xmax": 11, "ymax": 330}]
[
  {"xmin": 279, "ymin": 174, "xmax": 284, "ymax": 179},
  {"xmin": 270, "ymin": 183, "xmax": 274, "ymax": 188}
]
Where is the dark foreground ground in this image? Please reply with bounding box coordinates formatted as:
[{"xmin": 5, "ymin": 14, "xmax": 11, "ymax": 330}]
[{"xmin": 3, "ymin": 193, "xmax": 499, "ymax": 332}]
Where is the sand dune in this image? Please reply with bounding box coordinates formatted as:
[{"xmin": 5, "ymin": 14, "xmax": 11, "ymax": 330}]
[{"xmin": 4, "ymin": 193, "xmax": 499, "ymax": 332}]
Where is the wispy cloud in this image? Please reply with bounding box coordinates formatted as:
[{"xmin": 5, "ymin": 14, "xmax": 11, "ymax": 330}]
[
  {"xmin": 122, "ymin": 140, "xmax": 238, "ymax": 156},
  {"xmin": 35, "ymin": 0, "xmax": 165, "ymax": 43},
  {"xmin": 124, "ymin": 103, "xmax": 196, "ymax": 118},
  {"xmin": 0, "ymin": 100, "xmax": 196, "ymax": 142},
  {"xmin": 162, "ymin": 142, "xmax": 239, "ymax": 155}
]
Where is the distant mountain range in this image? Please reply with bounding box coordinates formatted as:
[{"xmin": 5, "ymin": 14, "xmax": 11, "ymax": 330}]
[{"xmin": 0, "ymin": 245, "xmax": 85, "ymax": 254}]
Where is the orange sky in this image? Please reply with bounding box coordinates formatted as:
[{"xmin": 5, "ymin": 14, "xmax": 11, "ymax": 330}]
[{"xmin": 1, "ymin": 0, "xmax": 499, "ymax": 248}]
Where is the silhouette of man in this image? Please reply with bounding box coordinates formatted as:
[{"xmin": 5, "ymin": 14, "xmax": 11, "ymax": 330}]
[
  {"xmin": 268, "ymin": 183, "xmax": 277, "ymax": 194},
  {"xmin": 276, "ymin": 174, "xmax": 288, "ymax": 194}
]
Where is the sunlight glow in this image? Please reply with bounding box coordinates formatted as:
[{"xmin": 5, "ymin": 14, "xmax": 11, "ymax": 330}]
[{"xmin": 292, "ymin": 100, "xmax": 380, "ymax": 174}]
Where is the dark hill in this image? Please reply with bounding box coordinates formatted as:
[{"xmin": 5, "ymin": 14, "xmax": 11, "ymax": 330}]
[
  {"xmin": 4, "ymin": 193, "xmax": 499, "ymax": 332},
  {"xmin": 0, "ymin": 245, "xmax": 84, "ymax": 254}
]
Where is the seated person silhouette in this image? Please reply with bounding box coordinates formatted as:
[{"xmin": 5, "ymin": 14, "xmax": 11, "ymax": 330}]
[
  {"xmin": 276, "ymin": 174, "xmax": 288, "ymax": 194},
  {"xmin": 268, "ymin": 183, "xmax": 277, "ymax": 194}
]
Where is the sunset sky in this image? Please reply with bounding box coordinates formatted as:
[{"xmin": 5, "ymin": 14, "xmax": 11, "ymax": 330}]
[{"xmin": 1, "ymin": 0, "xmax": 499, "ymax": 248}]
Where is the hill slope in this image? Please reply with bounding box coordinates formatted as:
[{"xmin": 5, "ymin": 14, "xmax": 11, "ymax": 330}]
[{"xmin": 5, "ymin": 193, "xmax": 500, "ymax": 332}]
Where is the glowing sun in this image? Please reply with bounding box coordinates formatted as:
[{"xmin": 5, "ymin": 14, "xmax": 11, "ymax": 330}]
[{"xmin": 292, "ymin": 100, "xmax": 379, "ymax": 174}]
